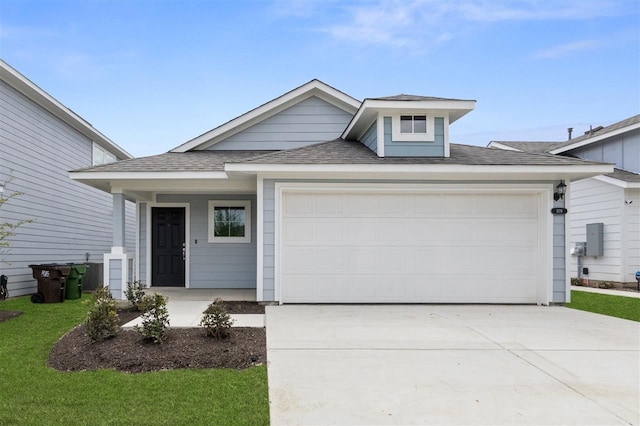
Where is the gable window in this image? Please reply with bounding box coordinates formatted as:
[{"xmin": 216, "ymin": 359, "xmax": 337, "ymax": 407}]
[
  {"xmin": 400, "ymin": 115, "xmax": 427, "ymax": 134},
  {"xmin": 93, "ymin": 143, "xmax": 117, "ymax": 165},
  {"xmin": 208, "ymin": 200, "xmax": 251, "ymax": 243}
]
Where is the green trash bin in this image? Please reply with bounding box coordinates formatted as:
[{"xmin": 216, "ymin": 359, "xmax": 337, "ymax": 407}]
[{"xmin": 65, "ymin": 264, "xmax": 88, "ymax": 300}]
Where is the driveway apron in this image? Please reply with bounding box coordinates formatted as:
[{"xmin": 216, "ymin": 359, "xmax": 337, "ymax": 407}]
[{"xmin": 266, "ymin": 305, "xmax": 639, "ymax": 425}]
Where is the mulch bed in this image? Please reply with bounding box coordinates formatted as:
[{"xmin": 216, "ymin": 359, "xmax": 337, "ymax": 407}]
[{"xmin": 46, "ymin": 301, "xmax": 266, "ymax": 374}]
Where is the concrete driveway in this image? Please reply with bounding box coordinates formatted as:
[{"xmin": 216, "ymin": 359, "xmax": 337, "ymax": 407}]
[{"xmin": 265, "ymin": 305, "xmax": 639, "ymax": 425}]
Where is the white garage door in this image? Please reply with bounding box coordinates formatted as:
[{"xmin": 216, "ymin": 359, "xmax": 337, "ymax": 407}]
[{"xmin": 280, "ymin": 190, "xmax": 541, "ymax": 303}]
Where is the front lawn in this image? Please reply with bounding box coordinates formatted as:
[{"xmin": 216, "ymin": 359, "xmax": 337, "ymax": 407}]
[
  {"xmin": 566, "ymin": 290, "xmax": 640, "ymax": 322},
  {"xmin": 0, "ymin": 296, "xmax": 269, "ymax": 425}
]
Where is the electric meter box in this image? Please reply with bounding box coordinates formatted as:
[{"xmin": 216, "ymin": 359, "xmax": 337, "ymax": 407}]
[
  {"xmin": 586, "ymin": 223, "xmax": 603, "ymax": 257},
  {"xmin": 570, "ymin": 242, "xmax": 586, "ymax": 256}
]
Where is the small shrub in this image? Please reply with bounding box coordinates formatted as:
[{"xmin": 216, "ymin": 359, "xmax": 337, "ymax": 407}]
[
  {"xmin": 597, "ymin": 281, "xmax": 614, "ymax": 289},
  {"xmin": 84, "ymin": 285, "xmax": 119, "ymax": 342},
  {"xmin": 200, "ymin": 298, "xmax": 234, "ymax": 339},
  {"xmin": 135, "ymin": 293, "xmax": 170, "ymax": 344},
  {"xmin": 125, "ymin": 280, "xmax": 147, "ymax": 310},
  {"xmin": 570, "ymin": 277, "xmax": 582, "ymax": 286}
]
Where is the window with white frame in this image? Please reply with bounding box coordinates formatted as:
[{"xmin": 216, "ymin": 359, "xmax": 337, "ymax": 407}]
[
  {"xmin": 391, "ymin": 113, "xmax": 435, "ymax": 142},
  {"xmin": 208, "ymin": 200, "xmax": 251, "ymax": 243},
  {"xmin": 400, "ymin": 115, "xmax": 427, "ymax": 134},
  {"xmin": 92, "ymin": 142, "xmax": 117, "ymax": 165}
]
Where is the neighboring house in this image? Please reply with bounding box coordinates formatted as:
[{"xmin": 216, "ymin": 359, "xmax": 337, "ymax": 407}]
[
  {"xmin": 71, "ymin": 80, "xmax": 610, "ymax": 304},
  {"xmin": 0, "ymin": 60, "xmax": 136, "ymax": 297},
  {"xmin": 489, "ymin": 114, "xmax": 640, "ymax": 285}
]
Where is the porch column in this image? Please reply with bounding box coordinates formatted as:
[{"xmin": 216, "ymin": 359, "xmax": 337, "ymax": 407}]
[
  {"xmin": 112, "ymin": 192, "xmax": 126, "ymax": 248},
  {"xmin": 104, "ymin": 191, "xmax": 129, "ymax": 300}
]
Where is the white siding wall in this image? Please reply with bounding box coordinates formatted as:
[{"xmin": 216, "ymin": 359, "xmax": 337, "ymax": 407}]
[
  {"xmin": 622, "ymin": 188, "xmax": 640, "ymax": 282},
  {"xmin": 569, "ymin": 178, "xmax": 625, "ymax": 282},
  {"xmin": 0, "ymin": 80, "xmax": 135, "ymax": 297}
]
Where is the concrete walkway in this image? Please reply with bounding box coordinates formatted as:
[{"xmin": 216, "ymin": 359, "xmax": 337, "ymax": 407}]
[
  {"xmin": 572, "ymin": 285, "xmax": 640, "ymax": 298},
  {"xmin": 266, "ymin": 305, "xmax": 639, "ymax": 425},
  {"xmin": 121, "ymin": 288, "xmax": 264, "ymax": 329}
]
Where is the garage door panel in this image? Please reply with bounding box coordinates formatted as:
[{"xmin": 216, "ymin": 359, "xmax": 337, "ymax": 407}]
[
  {"xmin": 441, "ymin": 195, "xmax": 475, "ymax": 214},
  {"xmin": 413, "ymin": 222, "xmax": 443, "ymax": 240},
  {"xmin": 283, "ymin": 220, "xmax": 315, "ymax": 241},
  {"xmin": 377, "ymin": 194, "xmax": 414, "ymax": 215},
  {"xmin": 281, "ymin": 191, "xmax": 541, "ymax": 304},
  {"xmin": 343, "ymin": 220, "xmax": 378, "ymax": 242},
  {"xmin": 314, "ymin": 194, "xmax": 343, "ymax": 214},
  {"xmin": 377, "ymin": 221, "xmax": 410, "ymax": 242},
  {"xmin": 284, "ymin": 194, "xmax": 314, "ymax": 215},
  {"xmin": 344, "ymin": 194, "xmax": 377, "ymax": 214}
]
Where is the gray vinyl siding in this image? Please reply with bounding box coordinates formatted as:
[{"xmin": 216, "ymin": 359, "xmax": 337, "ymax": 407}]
[
  {"xmin": 568, "ymin": 128, "xmax": 640, "ymax": 173},
  {"xmin": 383, "ymin": 116, "xmax": 445, "ymax": 157},
  {"xmin": 262, "ymin": 179, "xmax": 565, "ymax": 303},
  {"xmin": 0, "ymin": 79, "xmax": 135, "ymax": 297},
  {"xmin": 208, "ymin": 96, "xmax": 354, "ymax": 150},
  {"xmin": 155, "ymin": 194, "xmax": 257, "ymax": 289},
  {"xmin": 262, "ymin": 180, "xmax": 276, "ymax": 301},
  {"xmin": 552, "ymin": 211, "xmax": 566, "ymax": 303},
  {"xmin": 360, "ymin": 121, "xmax": 378, "ymax": 153},
  {"xmin": 109, "ymin": 259, "xmax": 122, "ymax": 288}
]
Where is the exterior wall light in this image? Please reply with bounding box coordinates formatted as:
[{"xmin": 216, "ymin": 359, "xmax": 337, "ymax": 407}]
[{"xmin": 554, "ymin": 181, "xmax": 567, "ymax": 201}]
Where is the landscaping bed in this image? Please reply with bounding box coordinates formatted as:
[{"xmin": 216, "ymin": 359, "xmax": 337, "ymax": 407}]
[{"xmin": 47, "ymin": 301, "xmax": 267, "ymax": 373}]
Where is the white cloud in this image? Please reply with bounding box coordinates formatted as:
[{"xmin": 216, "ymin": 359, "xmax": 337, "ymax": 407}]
[
  {"xmin": 533, "ymin": 39, "xmax": 602, "ymax": 59},
  {"xmin": 453, "ymin": 0, "xmax": 630, "ymax": 22},
  {"xmin": 320, "ymin": 0, "xmax": 635, "ymax": 50}
]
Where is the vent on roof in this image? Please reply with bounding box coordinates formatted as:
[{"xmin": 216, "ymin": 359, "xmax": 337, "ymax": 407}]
[{"xmin": 584, "ymin": 125, "xmax": 604, "ymax": 136}]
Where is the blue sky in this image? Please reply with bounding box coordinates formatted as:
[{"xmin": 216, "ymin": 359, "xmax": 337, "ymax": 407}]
[{"xmin": 1, "ymin": 0, "xmax": 638, "ymax": 157}]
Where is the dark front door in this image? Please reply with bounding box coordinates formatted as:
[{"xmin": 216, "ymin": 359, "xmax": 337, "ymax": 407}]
[{"xmin": 152, "ymin": 207, "xmax": 185, "ymax": 287}]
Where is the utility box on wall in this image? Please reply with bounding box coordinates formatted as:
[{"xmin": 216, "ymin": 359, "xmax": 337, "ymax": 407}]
[{"xmin": 586, "ymin": 223, "xmax": 604, "ymax": 257}]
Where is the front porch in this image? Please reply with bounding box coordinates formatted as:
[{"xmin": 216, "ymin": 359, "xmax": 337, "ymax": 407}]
[
  {"xmin": 121, "ymin": 287, "xmax": 264, "ymax": 329},
  {"xmin": 147, "ymin": 287, "xmax": 256, "ymax": 302}
]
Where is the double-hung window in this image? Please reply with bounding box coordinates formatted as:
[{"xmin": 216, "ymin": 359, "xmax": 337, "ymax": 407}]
[
  {"xmin": 392, "ymin": 113, "xmax": 434, "ymax": 142},
  {"xmin": 400, "ymin": 115, "xmax": 427, "ymax": 134},
  {"xmin": 208, "ymin": 200, "xmax": 251, "ymax": 243}
]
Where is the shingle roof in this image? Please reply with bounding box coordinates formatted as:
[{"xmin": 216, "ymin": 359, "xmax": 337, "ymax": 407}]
[
  {"xmin": 72, "ymin": 140, "xmax": 610, "ymax": 175},
  {"xmin": 551, "ymin": 114, "xmax": 640, "ymax": 152},
  {"xmin": 606, "ymin": 168, "xmax": 640, "ymax": 183},
  {"xmin": 230, "ymin": 139, "xmax": 606, "ymax": 166},
  {"xmin": 73, "ymin": 151, "xmax": 273, "ymax": 172},
  {"xmin": 489, "ymin": 141, "xmax": 565, "ymax": 154}
]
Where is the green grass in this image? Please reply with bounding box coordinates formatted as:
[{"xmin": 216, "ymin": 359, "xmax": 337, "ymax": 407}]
[
  {"xmin": 566, "ymin": 290, "xmax": 640, "ymax": 322},
  {"xmin": 0, "ymin": 296, "xmax": 269, "ymax": 425}
]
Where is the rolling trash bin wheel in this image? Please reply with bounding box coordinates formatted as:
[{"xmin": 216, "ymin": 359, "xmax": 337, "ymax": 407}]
[{"xmin": 31, "ymin": 292, "xmax": 44, "ymax": 304}]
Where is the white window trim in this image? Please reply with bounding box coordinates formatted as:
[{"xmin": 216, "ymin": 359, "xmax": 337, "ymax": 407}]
[
  {"xmin": 391, "ymin": 113, "xmax": 435, "ymax": 142},
  {"xmin": 208, "ymin": 200, "xmax": 251, "ymax": 243},
  {"xmin": 93, "ymin": 142, "xmax": 117, "ymax": 165}
]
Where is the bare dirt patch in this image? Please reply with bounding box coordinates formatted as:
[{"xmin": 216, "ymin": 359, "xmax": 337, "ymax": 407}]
[
  {"xmin": 47, "ymin": 302, "xmax": 266, "ymax": 373},
  {"xmin": 0, "ymin": 310, "xmax": 23, "ymax": 322}
]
